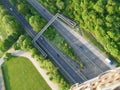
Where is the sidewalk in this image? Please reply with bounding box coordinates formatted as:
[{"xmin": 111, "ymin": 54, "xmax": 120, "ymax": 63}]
[
  {"xmin": 7, "ymin": 48, "xmax": 58, "ymax": 90},
  {"xmin": 0, "ymin": 69, "xmax": 5, "ymax": 90}
]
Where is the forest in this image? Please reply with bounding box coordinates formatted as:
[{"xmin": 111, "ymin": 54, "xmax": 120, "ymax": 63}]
[
  {"xmin": 0, "ymin": 0, "xmax": 119, "ymax": 89},
  {"xmin": 0, "ymin": 0, "xmax": 71, "ymax": 89},
  {"xmin": 38, "ymin": 0, "xmax": 120, "ymax": 61}
]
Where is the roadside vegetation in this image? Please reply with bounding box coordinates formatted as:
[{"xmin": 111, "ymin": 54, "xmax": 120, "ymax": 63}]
[
  {"xmin": 0, "ymin": 1, "xmax": 119, "ymax": 90},
  {"xmin": 0, "ymin": 3, "xmax": 23, "ymax": 57},
  {"xmin": 9, "ymin": 0, "xmax": 82, "ymax": 63},
  {"xmin": 44, "ymin": 27, "xmax": 82, "ymax": 63},
  {"xmin": 0, "ymin": 0, "xmax": 71, "ymax": 89},
  {"xmin": 0, "ymin": 0, "xmax": 70, "ymax": 90},
  {"xmin": 83, "ymin": 30, "xmax": 120, "ymax": 66},
  {"xmin": 13, "ymin": 34, "xmax": 71, "ymax": 90},
  {"xmin": 9, "ymin": 0, "xmax": 82, "ymax": 66},
  {"xmin": 2, "ymin": 56, "xmax": 51, "ymax": 90},
  {"xmin": 38, "ymin": 0, "xmax": 120, "ymax": 63}
]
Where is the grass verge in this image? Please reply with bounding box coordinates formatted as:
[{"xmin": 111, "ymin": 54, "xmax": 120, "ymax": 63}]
[
  {"xmin": 44, "ymin": 27, "xmax": 83, "ymax": 66},
  {"xmin": 2, "ymin": 56, "xmax": 51, "ymax": 90}
]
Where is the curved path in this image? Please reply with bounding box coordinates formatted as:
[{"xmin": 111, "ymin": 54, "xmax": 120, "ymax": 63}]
[
  {"xmin": 7, "ymin": 48, "xmax": 58, "ymax": 90},
  {"xmin": 0, "ymin": 68, "xmax": 5, "ymax": 90}
]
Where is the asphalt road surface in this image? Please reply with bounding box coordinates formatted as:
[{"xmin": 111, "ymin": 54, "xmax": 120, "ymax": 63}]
[
  {"xmin": 36, "ymin": 36, "xmax": 86, "ymax": 83},
  {"xmin": 2, "ymin": 0, "xmax": 87, "ymax": 84},
  {"xmin": 27, "ymin": 0, "xmax": 112, "ymax": 79}
]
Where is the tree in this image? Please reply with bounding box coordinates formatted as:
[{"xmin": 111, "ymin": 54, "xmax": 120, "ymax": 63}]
[
  {"xmin": 56, "ymin": 0, "xmax": 65, "ymax": 10},
  {"xmin": 93, "ymin": 0, "xmax": 105, "ymax": 13},
  {"xmin": 22, "ymin": 37, "xmax": 32, "ymax": 50},
  {"xmin": 9, "ymin": 0, "xmax": 17, "ymax": 6},
  {"xmin": 4, "ymin": 53, "xmax": 13, "ymax": 60},
  {"xmin": 29, "ymin": 15, "xmax": 45, "ymax": 32},
  {"xmin": 17, "ymin": 3, "xmax": 30, "ymax": 15}
]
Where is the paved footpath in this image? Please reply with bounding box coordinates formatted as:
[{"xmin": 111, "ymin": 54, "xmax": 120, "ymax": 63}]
[
  {"xmin": 0, "ymin": 60, "xmax": 5, "ymax": 90},
  {"xmin": 0, "ymin": 70, "xmax": 5, "ymax": 90},
  {"xmin": 7, "ymin": 48, "xmax": 58, "ymax": 90}
]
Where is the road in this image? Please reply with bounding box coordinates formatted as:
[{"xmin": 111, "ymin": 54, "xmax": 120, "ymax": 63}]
[
  {"xmin": 3, "ymin": 0, "xmax": 36, "ymax": 38},
  {"xmin": 37, "ymin": 36, "xmax": 87, "ymax": 82},
  {"xmin": 0, "ymin": 58, "xmax": 5, "ymax": 90},
  {"xmin": 27, "ymin": 0, "xmax": 113, "ymax": 79},
  {"xmin": 1, "ymin": 0, "xmax": 87, "ymax": 84}
]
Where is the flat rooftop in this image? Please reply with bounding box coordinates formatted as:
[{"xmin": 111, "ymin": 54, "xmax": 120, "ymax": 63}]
[{"xmin": 70, "ymin": 67, "xmax": 120, "ymax": 90}]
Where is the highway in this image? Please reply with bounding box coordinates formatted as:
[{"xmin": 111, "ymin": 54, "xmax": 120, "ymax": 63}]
[
  {"xmin": 2, "ymin": 0, "xmax": 36, "ymax": 38},
  {"xmin": 27, "ymin": 0, "xmax": 111, "ymax": 79},
  {"xmin": 1, "ymin": 0, "xmax": 47, "ymax": 57},
  {"xmin": 1, "ymin": 0, "xmax": 87, "ymax": 84},
  {"xmin": 33, "ymin": 13, "xmax": 76, "ymax": 42},
  {"xmin": 36, "ymin": 36, "xmax": 87, "ymax": 82}
]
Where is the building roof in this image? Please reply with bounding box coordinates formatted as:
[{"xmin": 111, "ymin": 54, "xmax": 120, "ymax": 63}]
[{"xmin": 70, "ymin": 67, "xmax": 120, "ymax": 90}]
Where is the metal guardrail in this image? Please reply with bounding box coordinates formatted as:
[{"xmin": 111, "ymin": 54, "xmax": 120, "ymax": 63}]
[
  {"xmin": 33, "ymin": 13, "xmax": 76, "ymax": 42},
  {"xmin": 33, "ymin": 41, "xmax": 47, "ymax": 58}
]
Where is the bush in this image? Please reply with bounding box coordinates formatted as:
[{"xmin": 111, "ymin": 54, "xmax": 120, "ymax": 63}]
[{"xmin": 4, "ymin": 53, "xmax": 13, "ymax": 60}]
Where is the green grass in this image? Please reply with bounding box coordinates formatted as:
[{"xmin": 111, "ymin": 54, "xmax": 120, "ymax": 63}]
[
  {"xmin": 2, "ymin": 56, "xmax": 51, "ymax": 90},
  {"xmin": 51, "ymin": 33, "xmax": 78, "ymax": 60},
  {"xmin": 44, "ymin": 28, "xmax": 81, "ymax": 61},
  {"xmin": 43, "ymin": 27, "xmax": 84, "ymax": 68},
  {"xmin": 0, "ymin": 51, "xmax": 3, "ymax": 57}
]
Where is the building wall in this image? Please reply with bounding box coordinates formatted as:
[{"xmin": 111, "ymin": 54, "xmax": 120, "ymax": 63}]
[{"xmin": 70, "ymin": 67, "xmax": 120, "ymax": 90}]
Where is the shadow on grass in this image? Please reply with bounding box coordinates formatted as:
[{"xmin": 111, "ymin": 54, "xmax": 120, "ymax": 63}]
[{"xmin": 1, "ymin": 63, "xmax": 11, "ymax": 90}]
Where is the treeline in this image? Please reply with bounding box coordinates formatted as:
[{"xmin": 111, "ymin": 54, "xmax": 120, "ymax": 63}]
[
  {"xmin": 70, "ymin": 0, "xmax": 120, "ymax": 60},
  {"xmin": 0, "ymin": 3, "xmax": 23, "ymax": 56},
  {"xmin": 9, "ymin": 0, "xmax": 82, "ymax": 62},
  {"xmin": 9, "ymin": 0, "xmax": 46, "ymax": 32},
  {"xmin": 9, "ymin": 0, "xmax": 71, "ymax": 89},
  {"xmin": 38, "ymin": 0, "xmax": 120, "ymax": 60},
  {"xmin": 44, "ymin": 27, "xmax": 83, "ymax": 64}
]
